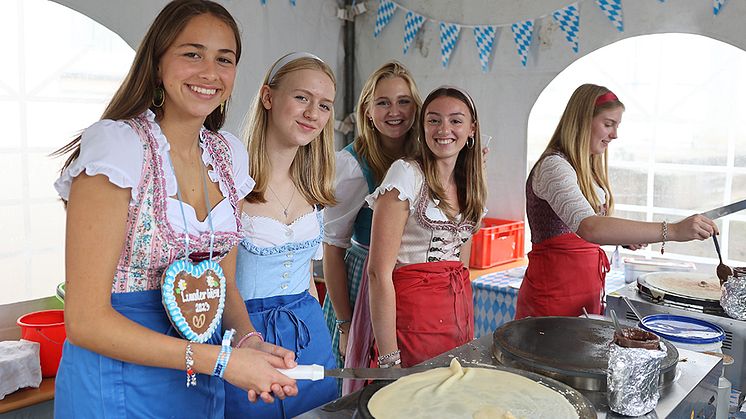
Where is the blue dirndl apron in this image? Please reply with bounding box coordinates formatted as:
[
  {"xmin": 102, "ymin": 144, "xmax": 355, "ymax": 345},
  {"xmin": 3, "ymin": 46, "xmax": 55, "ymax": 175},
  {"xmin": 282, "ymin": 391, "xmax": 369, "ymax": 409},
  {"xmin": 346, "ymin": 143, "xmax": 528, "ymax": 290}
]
[{"xmin": 54, "ymin": 290, "xmax": 224, "ymax": 419}]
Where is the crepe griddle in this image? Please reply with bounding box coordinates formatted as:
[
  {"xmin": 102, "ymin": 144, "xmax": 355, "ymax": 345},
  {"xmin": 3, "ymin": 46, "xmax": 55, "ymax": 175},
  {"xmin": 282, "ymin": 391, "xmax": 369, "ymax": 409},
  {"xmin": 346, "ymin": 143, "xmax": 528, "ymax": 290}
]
[
  {"xmin": 354, "ymin": 364, "xmax": 596, "ymax": 419},
  {"xmin": 637, "ymin": 272, "xmax": 724, "ymax": 313},
  {"xmin": 492, "ymin": 316, "xmax": 678, "ymax": 391}
]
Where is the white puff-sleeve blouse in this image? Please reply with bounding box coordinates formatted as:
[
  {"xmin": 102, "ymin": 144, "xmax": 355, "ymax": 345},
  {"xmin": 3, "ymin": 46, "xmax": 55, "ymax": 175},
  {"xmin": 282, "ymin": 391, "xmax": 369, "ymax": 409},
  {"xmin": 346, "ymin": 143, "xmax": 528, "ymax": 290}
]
[
  {"xmin": 365, "ymin": 159, "xmax": 476, "ymax": 265},
  {"xmin": 322, "ymin": 149, "xmax": 370, "ymax": 249},
  {"xmin": 54, "ymin": 110, "xmax": 254, "ymax": 235}
]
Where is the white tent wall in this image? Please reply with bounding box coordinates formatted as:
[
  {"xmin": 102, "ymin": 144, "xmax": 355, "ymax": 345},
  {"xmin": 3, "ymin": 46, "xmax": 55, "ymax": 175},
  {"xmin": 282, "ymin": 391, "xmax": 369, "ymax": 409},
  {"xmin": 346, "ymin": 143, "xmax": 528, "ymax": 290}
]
[
  {"xmin": 48, "ymin": 0, "xmax": 746, "ymax": 221},
  {"xmin": 353, "ymin": 0, "xmax": 746, "ymax": 220},
  {"xmin": 51, "ymin": 0, "xmax": 345, "ymax": 138}
]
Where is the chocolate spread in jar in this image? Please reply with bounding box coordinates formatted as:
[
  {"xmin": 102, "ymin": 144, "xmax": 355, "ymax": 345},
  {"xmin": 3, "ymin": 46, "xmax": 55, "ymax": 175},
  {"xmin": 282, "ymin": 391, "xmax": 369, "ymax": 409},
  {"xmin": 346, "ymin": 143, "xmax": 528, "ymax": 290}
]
[{"xmin": 613, "ymin": 328, "xmax": 660, "ymax": 350}]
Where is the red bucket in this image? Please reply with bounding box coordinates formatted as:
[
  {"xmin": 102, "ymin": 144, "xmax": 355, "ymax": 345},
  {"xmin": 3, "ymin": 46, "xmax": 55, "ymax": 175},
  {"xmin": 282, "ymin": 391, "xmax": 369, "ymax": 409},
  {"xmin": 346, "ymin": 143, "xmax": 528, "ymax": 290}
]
[{"xmin": 17, "ymin": 309, "xmax": 66, "ymax": 377}]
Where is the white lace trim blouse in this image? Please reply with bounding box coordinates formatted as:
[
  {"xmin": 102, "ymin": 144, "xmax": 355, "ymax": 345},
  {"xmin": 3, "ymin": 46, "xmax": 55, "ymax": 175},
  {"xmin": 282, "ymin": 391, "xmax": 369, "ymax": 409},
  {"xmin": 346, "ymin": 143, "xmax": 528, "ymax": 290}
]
[
  {"xmin": 531, "ymin": 154, "xmax": 606, "ymax": 232},
  {"xmin": 240, "ymin": 210, "xmax": 323, "ymax": 260}
]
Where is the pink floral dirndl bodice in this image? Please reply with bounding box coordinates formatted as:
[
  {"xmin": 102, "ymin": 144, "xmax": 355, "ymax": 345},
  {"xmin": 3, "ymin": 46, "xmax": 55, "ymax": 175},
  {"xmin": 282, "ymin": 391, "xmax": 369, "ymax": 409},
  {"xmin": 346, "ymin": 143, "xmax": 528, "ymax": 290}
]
[{"xmin": 112, "ymin": 116, "xmax": 242, "ymax": 293}]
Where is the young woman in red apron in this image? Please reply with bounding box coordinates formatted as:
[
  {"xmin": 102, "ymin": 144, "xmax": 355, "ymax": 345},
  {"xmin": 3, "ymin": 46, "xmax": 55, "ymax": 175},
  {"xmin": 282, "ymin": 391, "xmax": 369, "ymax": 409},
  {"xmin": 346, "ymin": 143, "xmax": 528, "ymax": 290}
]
[
  {"xmin": 516, "ymin": 84, "xmax": 718, "ymax": 319},
  {"xmin": 366, "ymin": 86, "xmax": 486, "ymax": 368}
]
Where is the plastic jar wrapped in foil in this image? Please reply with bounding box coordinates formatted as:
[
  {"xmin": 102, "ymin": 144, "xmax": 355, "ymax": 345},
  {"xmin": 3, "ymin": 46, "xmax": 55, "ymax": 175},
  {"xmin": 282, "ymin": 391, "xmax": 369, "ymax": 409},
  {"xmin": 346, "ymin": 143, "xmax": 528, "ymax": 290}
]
[
  {"xmin": 607, "ymin": 328, "xmax": 667, "ymax": 416},
  {"xmin": 721, "ymin": 274, "xmax": 746, "ymax": 320}
]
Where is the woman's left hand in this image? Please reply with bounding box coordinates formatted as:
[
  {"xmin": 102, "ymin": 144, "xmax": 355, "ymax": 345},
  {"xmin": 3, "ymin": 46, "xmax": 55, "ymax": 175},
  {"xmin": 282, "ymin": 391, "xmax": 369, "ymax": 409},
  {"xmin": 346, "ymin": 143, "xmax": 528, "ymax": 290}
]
[{"xmin": 241, "ymin": 337, "xmax": 298, "ymax": 402}]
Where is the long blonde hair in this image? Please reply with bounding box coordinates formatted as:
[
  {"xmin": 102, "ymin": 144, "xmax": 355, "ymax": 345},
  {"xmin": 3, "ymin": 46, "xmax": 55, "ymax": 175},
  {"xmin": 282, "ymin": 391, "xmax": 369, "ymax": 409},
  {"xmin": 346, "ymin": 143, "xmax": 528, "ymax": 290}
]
[
  {"xmin": 54, "ymin": 0, "xmax": 241, "ymax": 176},
  {"xmin": 418, "ymin": 87, "xmax": 486, "ymax": 227},
  {"xmin": 538, "ymin": 83, "xmax": 624, "ymax": 214},
  {"xmin": 354, "ymin": 61, "xmax": 422, "ymax": 184},
  {"xmin": 244, "ymin": 53, "xmax": 337, "ymax": 207}
]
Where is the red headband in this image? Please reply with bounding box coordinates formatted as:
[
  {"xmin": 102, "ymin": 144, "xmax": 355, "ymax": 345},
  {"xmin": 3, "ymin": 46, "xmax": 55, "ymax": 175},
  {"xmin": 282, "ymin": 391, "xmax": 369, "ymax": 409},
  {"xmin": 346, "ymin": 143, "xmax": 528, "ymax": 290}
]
[{"xmin": 595, "ymin": 91, "xmax": 618, "ymax": 106}]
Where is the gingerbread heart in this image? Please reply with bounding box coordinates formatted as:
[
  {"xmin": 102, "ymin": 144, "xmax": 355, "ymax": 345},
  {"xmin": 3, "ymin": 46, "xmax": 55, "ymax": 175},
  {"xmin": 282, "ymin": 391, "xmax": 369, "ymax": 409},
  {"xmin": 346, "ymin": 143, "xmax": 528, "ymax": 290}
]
[{"xmin": 162, "ymin": 259, "xmax": 226, "ymax": 343}]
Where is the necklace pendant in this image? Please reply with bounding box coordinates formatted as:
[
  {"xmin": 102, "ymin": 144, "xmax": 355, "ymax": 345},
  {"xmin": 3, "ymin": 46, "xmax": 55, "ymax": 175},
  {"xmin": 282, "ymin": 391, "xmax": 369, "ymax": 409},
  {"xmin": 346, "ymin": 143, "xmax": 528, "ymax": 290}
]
[{"xmin": 283, "ymin": 209, "xmax": 289, "ymax": 217}]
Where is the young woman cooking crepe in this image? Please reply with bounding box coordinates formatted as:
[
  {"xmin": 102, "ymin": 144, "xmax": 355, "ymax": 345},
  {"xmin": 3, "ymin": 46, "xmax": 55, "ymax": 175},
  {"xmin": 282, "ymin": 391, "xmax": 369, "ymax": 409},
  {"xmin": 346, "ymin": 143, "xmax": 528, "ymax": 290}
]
[
  {"xmin": 52, "ymin": 1, "xmax": 296, "ymax": 417},
  {"xmin": 515, "ymin": 83, "xmax": 718, "ymax": 319},
  {"xmin": 366, "ymin": 86, "xmax": 487, "ymax": 368},
  {"xmin": 224, "ymin": 52, "xmax": 338, "ymax": 418},
  {"xmin": 321, "ymin": 62, "xmax": 421, "ymax": 388}
]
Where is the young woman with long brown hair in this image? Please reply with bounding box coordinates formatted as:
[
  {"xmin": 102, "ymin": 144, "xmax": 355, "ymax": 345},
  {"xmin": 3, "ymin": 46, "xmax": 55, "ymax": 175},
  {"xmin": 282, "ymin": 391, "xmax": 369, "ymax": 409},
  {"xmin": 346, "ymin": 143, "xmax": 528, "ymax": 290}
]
[
  {"xmin": 516, "ymin": 83, "xmax": 718, "ymax": 319},
  {"xmin": 366, "ymin": 86, "xmax": 486, "ymax": 368},
  {"xmin": 52, "ymin": 1, "xmax": 296, "ymax": 416}
]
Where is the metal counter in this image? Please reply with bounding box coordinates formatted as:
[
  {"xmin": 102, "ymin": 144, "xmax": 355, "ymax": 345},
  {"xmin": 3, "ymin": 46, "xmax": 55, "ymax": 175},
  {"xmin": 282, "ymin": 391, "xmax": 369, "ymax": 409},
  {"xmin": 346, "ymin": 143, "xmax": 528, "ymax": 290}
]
[{"xmin": 298, "ymin": 334, "xmax": 723, "ymax": 418}]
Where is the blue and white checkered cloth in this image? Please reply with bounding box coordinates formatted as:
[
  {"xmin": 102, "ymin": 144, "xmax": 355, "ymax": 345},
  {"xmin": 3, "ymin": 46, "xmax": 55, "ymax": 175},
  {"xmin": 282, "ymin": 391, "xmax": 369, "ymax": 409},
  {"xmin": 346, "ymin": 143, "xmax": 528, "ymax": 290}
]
[
  {"xmin": 473, "ymin": 26, "xmax": 498, "ymax": 73},
  {"xmin": 439, "ymin": 22, "xmax": 460, "ymax": 68},
  {"xmin": 595, "ymin": 0, "xmax": 624, "ymax": 32},
  {"xmin": 552, "ymin": 3, "xmax": 580, "ymax": 53},
  {"xmin": 403, "ymin": 10, "xmax": 425, "ymax": 54},
  {"xmin": 373, "ymin": 0, "xmax": 397, "ymax": 38},
  {"xmin": 510, "ymin": 20, "xmax": 534, "ymax": 67},
  {"xmin": 472, "ymin": 266, "xmax": 626, "ymax": 338}
]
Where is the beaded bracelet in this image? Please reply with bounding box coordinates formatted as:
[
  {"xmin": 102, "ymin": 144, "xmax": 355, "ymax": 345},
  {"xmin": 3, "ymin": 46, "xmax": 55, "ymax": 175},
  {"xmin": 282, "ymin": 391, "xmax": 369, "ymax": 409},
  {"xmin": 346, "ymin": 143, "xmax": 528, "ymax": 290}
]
[
  {"xmin": 213, "ymin": 329, "xmax": 236, "ymax": 378},
  {"xmin": 236, "ymin": 331, "xmax": 264, "ymax": 349},
  {"xmin": 377, "ymin": 349, "xmax": 401, "ymax": 368},
  {"xmin": 660, "ymin": 220, "xmax": 668, "ymax": 255},
  {"xmin": 185, "ymin": 343, "xmax": 196, "ymax": 388},
  {"xmin": 335, "ymin": 319, "xmax": 351, "ymax": 335}
]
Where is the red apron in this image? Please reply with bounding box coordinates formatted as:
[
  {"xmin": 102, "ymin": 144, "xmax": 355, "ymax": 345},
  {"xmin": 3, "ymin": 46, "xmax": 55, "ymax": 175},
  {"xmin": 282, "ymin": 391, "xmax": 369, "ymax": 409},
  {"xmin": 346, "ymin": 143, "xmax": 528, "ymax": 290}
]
[
  {"xmin": 515, "ymin": 233, "xmax": 609, "ymax": 319},
  {"xmin": 380, "ymin": 261, "xmax": 474, "ymax": 367}
]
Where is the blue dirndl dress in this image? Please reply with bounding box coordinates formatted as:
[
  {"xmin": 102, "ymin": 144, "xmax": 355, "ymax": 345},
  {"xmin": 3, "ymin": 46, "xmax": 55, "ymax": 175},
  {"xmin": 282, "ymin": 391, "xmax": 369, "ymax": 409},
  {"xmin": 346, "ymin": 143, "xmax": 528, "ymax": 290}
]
[{"xmin": 225, "ymin": 210, "xmax": 337, "ymax": 418}]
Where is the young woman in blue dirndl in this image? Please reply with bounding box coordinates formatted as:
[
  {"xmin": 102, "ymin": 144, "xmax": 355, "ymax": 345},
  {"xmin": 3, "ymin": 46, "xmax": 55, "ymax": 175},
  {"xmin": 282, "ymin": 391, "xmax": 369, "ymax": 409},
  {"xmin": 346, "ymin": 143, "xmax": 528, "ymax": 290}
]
[
  {"xmin": 224, "ymin": 53, "xmax": 338, "ymax": 418},
  {"xmin": 52, "ymin": 2, "xmax": 297, "ymax": 417}
]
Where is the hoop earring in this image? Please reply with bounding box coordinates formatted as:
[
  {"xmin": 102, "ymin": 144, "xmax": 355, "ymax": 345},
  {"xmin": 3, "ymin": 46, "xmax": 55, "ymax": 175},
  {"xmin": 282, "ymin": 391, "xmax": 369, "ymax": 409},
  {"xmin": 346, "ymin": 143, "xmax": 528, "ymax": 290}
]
[
  {"xmin": 466, "ymin": 136, "xmax": 475, "ymax": 149},
  {"xmin": 152, "ymin": 87, "xmax": 164, "ymax": 108}
]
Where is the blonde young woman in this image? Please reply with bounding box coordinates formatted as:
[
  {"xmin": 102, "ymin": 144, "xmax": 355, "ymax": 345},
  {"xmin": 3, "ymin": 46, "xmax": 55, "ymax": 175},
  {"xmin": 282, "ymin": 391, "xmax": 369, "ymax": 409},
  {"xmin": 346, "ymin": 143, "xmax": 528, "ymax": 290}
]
[
  {"xmin": 516, "ymin": 83, "xmax": 718, "ymax": 318},
  {"xmin": 322, "ymin": 62, "xmax": 421, "ymax": 380},
  {"xmin": 52, "ymin": 2, "xmax": 297, "ymax": 417},
  {"xmin": 366, "ymin": 86, "xmax": 486, "ymax": 369},
  {"xmin": 223, "ymin": 53, "xmax": 338, "ymax": 418}
]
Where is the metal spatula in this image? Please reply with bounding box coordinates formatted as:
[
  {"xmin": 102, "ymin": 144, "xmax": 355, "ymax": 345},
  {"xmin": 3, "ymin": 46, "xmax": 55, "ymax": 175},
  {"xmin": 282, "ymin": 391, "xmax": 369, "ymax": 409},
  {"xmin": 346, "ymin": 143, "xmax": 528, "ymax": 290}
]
[{"xmin": 713, "ymin": 235, "xmax": 733, "ymax": 285}]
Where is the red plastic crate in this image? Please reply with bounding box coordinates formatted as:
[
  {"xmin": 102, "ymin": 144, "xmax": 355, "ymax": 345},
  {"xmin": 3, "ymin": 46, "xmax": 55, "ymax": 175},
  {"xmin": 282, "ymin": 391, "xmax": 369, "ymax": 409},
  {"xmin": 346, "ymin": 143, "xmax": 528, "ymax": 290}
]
[{"xmin": 469, "ymin": 218, "xmax": 525, "ymax": 269}]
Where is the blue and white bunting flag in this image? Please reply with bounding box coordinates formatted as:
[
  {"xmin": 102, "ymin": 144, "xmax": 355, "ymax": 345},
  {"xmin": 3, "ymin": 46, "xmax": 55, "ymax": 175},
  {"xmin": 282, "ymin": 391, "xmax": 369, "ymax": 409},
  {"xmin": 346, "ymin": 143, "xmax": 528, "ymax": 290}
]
[
  {"xmin": 473, "ymin": 26, "xmax": 498, "ymax": 73},
  {"xmin": 511, "ymin": 20, "xmax": 534, "ymax": 67},
  {"xmin": 714, "ymin": 0, "xmax": 727, "ymax": 15},
  {"xmin": 290, "ymin": 0, "xmax": 296, "ymax": 6},
  {"xmin": 403, "ymin": 10, "xmax": 425, "ymax": 54},
  {"xmin": 595, "ymin": 0, "xmax": 624, "ymax": 32},
  {"xmin": 373, "ymin": 0, "xmax": 397, "ymax": 38},
  {"xmin": 260, "ymin": 0, "xmax": 266, "ymax": 5},
  {"xmin": 440, "ymin": 22, "xmax": 461, "ymax": 68},
  {"xmin": 552, "ymin": 3, "xmax": 580, "ymax": 53}
]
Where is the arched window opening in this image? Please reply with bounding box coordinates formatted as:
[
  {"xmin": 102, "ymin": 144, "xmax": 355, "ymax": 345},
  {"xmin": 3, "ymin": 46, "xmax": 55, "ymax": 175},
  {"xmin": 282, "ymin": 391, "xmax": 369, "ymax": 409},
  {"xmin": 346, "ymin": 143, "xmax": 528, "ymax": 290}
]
[
  {"xmin": 528, "ymin": 33, "xmax": 746, "ymax": 266},
  {"xmin": 1, "ymin": 0, "xmax": 134, "ymax": 305}
]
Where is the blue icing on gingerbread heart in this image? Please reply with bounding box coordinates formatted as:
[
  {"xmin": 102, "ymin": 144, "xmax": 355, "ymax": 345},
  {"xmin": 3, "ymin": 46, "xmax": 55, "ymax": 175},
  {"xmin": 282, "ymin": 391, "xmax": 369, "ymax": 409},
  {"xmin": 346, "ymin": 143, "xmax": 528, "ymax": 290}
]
[{"xmin": 162, "ymin": 259, "xmax": 226, "ymax": 342}]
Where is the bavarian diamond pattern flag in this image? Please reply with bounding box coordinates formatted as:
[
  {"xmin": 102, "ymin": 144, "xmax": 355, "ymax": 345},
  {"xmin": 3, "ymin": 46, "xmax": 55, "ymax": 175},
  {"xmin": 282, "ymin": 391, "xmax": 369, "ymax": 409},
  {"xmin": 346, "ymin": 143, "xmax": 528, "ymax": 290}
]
[
  {"xmin": 373, "ymin": 0, "xmax": 397, "ymax": 38},
  {"xmin": 552, "ymin": 3, "xmax": 580, "ymax": 53},
  {"xmin": 595, "ymin": 0, "xmax": 624, "ymax": 32},
  {"xmin": 714, "ymin": 0, "xmax": 727, "ymax": 15},
  {"xmin": 473, "ymin": 25, "xmax": 498, "ymax": 73},
  {"xmin": 403, "ymin": 10, "xmax": 425, "ymax": 54},
  {"xmin": 440, "ymin": 22, "xmax": 461, "ymax": 68},
  {"xmin": 511, "ymin": 19, "xmax": 534, "ymax": 67}
]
